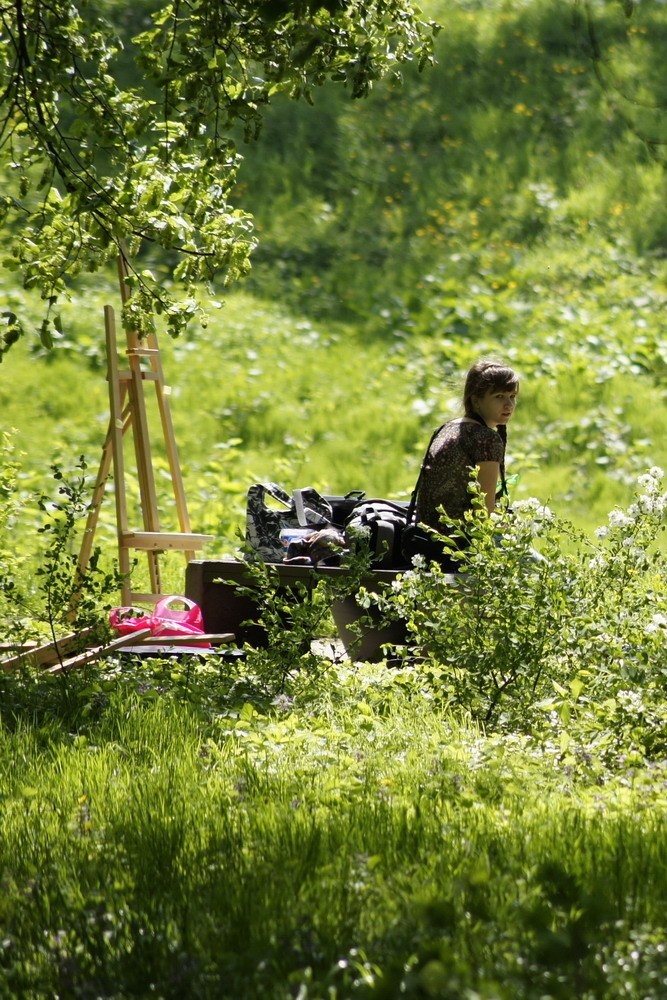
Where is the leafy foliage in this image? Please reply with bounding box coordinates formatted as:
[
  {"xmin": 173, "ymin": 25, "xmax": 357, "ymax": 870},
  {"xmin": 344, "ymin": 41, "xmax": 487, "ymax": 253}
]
[
  {"xmin": 0, "ymin": 0, "xmax": 437, "ymax": 347},
  {"xmin": 0, "ymin": 453, "xmax": 120, "ymax": 648},
  {"xmin": 360, "ymin": 466, "xmax": 667, "ymax": 749},
  {"xmin": 35, "ymin": 458, "xmax": 121, "ymax": 637},
  {"xmin": 236, "ymin": 0, "xmax": 667, "ymax": 333}
]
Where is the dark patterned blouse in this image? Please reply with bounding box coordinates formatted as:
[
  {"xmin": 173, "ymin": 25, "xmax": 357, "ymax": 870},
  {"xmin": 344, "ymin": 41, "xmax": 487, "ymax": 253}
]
[{"xmin": 415, "ymin": 419, "xmax": 504, "ymax": 528}]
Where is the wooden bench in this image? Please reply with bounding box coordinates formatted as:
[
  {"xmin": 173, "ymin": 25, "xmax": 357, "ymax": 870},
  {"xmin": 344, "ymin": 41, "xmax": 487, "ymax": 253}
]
[{"xmin": 184, "ymin": 559, "xmax": 408, "ymax": 662}]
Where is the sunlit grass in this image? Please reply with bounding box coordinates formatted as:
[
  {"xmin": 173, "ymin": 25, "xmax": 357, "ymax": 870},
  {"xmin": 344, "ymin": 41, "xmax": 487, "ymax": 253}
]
[
  {"xmin": 0, "ymin": 662, "xmax": 667, "ymax": 996},
  {"xmin": 4, "ymin": 270, "xmax": 667, "ymax": 572}
]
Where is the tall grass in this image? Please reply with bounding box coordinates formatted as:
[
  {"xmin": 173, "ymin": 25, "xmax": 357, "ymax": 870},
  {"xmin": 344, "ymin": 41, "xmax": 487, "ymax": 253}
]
[{"xmin": 0, "ymin": 667, "xmax": 666, "ymax": 997}]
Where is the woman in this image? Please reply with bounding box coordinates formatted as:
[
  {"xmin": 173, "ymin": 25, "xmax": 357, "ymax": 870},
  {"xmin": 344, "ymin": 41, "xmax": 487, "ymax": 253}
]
[{"xmin": 403, "ymin": 358, "xmax": 519, "ymax": 569}]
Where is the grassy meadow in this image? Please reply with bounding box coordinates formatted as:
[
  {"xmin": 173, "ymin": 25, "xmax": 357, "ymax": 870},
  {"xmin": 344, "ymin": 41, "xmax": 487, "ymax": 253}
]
[{"xmin": 2, "ymin": 0, "xmax": 667, "ymax": 995}]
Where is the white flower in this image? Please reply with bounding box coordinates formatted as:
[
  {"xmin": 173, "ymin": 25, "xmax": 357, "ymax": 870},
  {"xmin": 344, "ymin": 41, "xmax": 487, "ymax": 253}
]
[
  {"xmin": 637, "ymin": 466, "xmax": 663, "ymax": 485},
  {"xmin": 646, "ymin": 492, "xmax": 667, "ymax": 515},
  {"xmin": 595, "ymin": 526, "xmax": 609, "ymax": 540},
  {"xmin": 636, "ymin": 467, "xmax": 665, "ymax": 498},
  {"xmin": 608, "ymin": 509, "xmax": 634, "ymax": 529},
  {"xmin": 633, "ymin": 493, "xmax": 667, "ymax": 516},
  {"xmin": 617, "ymin": 689, "xmax": 644, "ymax": 711},
  {"xmin": 537, "ymin": 504, "xmax": 555, "ymax": 523},
  {"xmin": 512, "ymin": 498, "xmax": 555, "ymax": 533},
  {"xmin": 637, "ymin": 474, "xmax": 657, "ymax": 493},
  {"xmin": 272, "ymin": 694, "xmax": 294, "ymax": 713},
  {"xmin": 646, "ymin": 613, "xmax": 667, "ymax": 634},
  {"xmin": 513, "ymin": 498, "xmax": 541, "ymax": 514},
  {"xmin": 612, "ymin": 545, "xmax": 647, "ymax": 568}
]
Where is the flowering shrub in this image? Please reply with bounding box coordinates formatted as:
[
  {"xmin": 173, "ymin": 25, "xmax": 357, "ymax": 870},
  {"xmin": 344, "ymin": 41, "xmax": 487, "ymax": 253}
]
[
  {"xmin": 556, "ymin": 466, "xmax": 667, "ymax": 760},
  {"xmin": 361, "ymin": 468, "xmax": 667, "ymax": 748},
  {"xmin": 361, "ymin": 492, "xmax": 579, "ymax": 728}
]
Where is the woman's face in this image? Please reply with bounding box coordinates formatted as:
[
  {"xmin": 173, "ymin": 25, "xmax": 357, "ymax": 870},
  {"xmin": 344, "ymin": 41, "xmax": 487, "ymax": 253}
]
[{"xmin": 473, "ymin": 386, "xmax": 518, "ymax": 428}]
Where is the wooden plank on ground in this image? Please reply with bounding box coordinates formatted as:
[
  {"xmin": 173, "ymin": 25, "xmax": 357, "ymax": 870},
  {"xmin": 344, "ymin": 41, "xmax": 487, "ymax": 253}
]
[
  {"xmin": 3, "ymin": 628, "xmax": 237, "ymax": 676},
  {"xmin": 47, "ymin": 628, "xmax": 154, "ymax": 675},
  {"xmin": 0, "ymin": 627, "xmax": 95, "ymax": 673},
  {"xmin": 133, "ymin": 633, "xmax": 235, "ymax": 646}
]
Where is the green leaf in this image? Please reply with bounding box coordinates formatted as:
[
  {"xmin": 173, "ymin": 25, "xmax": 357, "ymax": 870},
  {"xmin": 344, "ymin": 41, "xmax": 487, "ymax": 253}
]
[{"xmin": 39, "ymin": 320, "xmax": 53, "ymax": 351}]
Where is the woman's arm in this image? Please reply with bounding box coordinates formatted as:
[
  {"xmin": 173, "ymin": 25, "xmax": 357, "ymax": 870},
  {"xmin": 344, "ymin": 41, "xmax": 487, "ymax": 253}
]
[{"xmin": 476, "ymin": 461, "xmax": 500, "ymax": 514}]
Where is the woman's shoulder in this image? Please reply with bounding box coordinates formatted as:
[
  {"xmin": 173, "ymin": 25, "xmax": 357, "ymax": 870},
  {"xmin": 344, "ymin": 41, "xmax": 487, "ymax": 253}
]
[
  {"xmin": 431, "ymin": 418, "xmax": 489, "ymax": 451},
  {"xmin": 444, "ymin": 418, "xmax": 496, "ymax": 439},
  {"xmin": 441, "ymin": 418, "xmax": 503, "ymax": 456},
  {"xmin": 463, "ymin": 420, "xmax": 498, "ymax": 439},
  {"xmin": 432, "ymin": 418, "xmax": 500, "ymax": 445},
  {"xmin": 431, "ymin": 419, "xmax": 463, "ymax": 443}
]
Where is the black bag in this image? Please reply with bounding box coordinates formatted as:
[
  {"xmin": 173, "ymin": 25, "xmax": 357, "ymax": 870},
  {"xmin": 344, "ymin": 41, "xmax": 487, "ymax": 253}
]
[
  {"xmin": 345, "ymin": 499, "xmax": 411, "ymax": 569},
  {"xmin": 343, "ymin": 423, "xmax": 451, "ymax": 571},
  {"xmin": 401, "ymin": 521, "xmax": 467, "ymax": 572},
  {"xmin": 343, "ymin": 422, "xmax": 455, "ymax": 571},
  {"xmin": 322, "ymin": 490, "xmax": 367, "ymax": 529}
]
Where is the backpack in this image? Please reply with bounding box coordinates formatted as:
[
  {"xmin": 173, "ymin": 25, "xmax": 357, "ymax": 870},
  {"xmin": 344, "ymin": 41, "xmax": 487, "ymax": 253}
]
[{"xmin": 345, "ymin": 499, "xmax": 411, "ymax": 569}]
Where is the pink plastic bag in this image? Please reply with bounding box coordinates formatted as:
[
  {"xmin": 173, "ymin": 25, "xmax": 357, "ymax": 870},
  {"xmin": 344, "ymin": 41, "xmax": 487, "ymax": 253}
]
[{"xmin": 109, "ymin": 596, "xmax": 210, "ymax": 647}]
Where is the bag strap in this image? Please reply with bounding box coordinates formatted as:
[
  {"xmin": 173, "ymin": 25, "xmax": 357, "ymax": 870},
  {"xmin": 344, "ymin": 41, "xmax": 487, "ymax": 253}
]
[
  {"xmin": 494, "ymin": 423, "xmax": 509, "ymax": 499},
  {"xmin": 293, "ymin": 488, "xmax": 333, "ymax": 528},
  {"xmin": 354, "ymin": 499, "xmax": 410, "ymax": 515},
  {"xmin": 405, "ymin": 422, "xmax": 449, "ymax": 525},
  {"xmin": 258, "ymin": 482, "xmax": 293, "ymax": 508}
]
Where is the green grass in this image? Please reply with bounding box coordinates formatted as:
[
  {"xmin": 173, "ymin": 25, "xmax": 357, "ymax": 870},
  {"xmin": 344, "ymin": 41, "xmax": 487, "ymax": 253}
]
[
  {"xmin": 2, "ymin": 1, "xmax": 667, "ymax": 994},
  {"xmin": 4, "ymin": 277, "xmax": 667, "ymax": 553},
  {"xmin": 0, "ymin": 663, "xmax": 667, "ymax": 998}
]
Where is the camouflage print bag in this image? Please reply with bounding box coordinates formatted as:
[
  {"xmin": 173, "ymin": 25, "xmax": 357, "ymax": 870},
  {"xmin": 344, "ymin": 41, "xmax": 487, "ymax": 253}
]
[{"xmin": 245, "ymin": 482, "xmax": 334, "ymax": 563}]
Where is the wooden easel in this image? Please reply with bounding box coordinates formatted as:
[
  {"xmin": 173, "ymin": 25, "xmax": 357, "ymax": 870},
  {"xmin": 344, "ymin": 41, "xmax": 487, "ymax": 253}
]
[{"xmin": 76, "ymin": 253, "xmax": 212, "ymax": 605}]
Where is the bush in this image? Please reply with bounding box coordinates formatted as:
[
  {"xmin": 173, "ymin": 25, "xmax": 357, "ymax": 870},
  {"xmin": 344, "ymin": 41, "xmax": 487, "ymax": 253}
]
[{"xmin": 365, "ymin": 467, "xmax": 667, "ymax": 748}]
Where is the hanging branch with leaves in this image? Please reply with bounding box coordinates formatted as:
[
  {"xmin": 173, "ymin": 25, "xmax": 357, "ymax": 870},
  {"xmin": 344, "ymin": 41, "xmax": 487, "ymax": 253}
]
[{"xmin": 0, "ymin": 0, "xmax": 438, "ymax": 354}]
